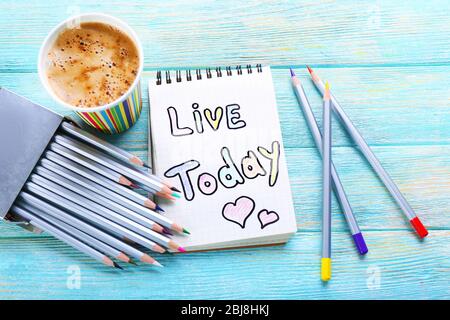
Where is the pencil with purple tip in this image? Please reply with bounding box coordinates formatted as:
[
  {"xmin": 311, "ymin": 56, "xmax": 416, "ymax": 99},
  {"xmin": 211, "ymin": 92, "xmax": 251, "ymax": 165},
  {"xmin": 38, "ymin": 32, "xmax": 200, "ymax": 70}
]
[
  {"xmin": 307, "ymin": 66, "xmax": 428, "ymax": 239},
  {"xmin": 290, "ymin": 69, "xmax": 368, "ymax": 255}
]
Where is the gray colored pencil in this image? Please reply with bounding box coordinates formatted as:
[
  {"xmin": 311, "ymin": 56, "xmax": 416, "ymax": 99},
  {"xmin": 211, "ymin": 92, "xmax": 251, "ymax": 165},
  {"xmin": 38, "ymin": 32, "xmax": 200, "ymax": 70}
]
[
  {"xmin": 321, "ymin": 82, "xmax": 332, "ymax": 282},
  {"xmin": 17, "ymin": 192, "xmax": 161, "ymax": 266},
  {"xmin": 54, "ymin": 134, "xmax": 173, "ymax": 197},
  {"xmin": 38, "ymin": 159, "xmax": 184, "ymax": 233},
  {"xmin": 23, "ymin": 182, "xmax": 166, "ymax": 253},
  {"xmin": 34, "ymin": 166, "xmax": 165, "ymax": 234},
  {"xmin": 18, "ymin": 201, "xmax": 131, "ymax": 264},
  {"xmin": 42, "ymin": 152, "xmax": 158, "ymax": 209},
  {"xmin": 61, "ymin": 121, "xmax": 146, "ymax": 167},
  {"xmin": 60, "ymin": 122, "xmax": 181, "ymax": 193},
  {"xmin": 48, "ymin": 143, "xmax": 134, "ymax": 187},
  {"xmin": 28, "ymin": 174, "xmax": 181, "ymax": 251},
  {"xmin": 307, "ymin": 66, "xmax": 428, "ymax": 239},
  {"xmin": 290, "ymin": 70, "xmax": 368, "ymax": 255},
  {"xmin": 11, "ymin": 205, "xmax": 121, "ymax": 269}
]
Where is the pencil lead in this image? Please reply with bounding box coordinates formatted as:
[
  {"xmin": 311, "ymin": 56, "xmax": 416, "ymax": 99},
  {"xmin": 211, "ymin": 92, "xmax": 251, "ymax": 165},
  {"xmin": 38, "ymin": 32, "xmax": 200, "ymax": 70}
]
[
  {"xmin": 306, "ymin": 65, "xmax": 313, "ymax": 74},
  {"xmin": 128, "ymin": 259, "xmax": 138, "ymax": 266},
  {"xmin": 163, "ymin": 228, "xmax": 173, "ymax": 236},
  {"xmin": 178, "ymin": 246, "xmax": 186, "ymax": 253},
  {"xmin": 130, "ymin": 182, "xmax": 139, "ymax": 189},
  {"xmin": 155, "ymin": 204, "xmax": 165, "ymax": 213},
  {"xmin": 113, "ymin": 262, "xmax": 123, "ymax": 270},
  {"xmin": 290, "ymin": 68, "xmax": 296, "ymax": 77},
  {"xmin": 171, "ymin": 192, "xmax": 181, "ymax": 199},
  {"xmin": 183, "ymin": 228, "xmax": 190, "ymax": 235},
  {"xmin": 170, "ymin": 186, "xmax": 181, "ymax": 193},
  {"xmin": 153, "ymin": 260, "xmax": 164, "ymax": 268},
  {"xmin": 325, "ymin": 81, "xmax": 330, "ymax": 91}
]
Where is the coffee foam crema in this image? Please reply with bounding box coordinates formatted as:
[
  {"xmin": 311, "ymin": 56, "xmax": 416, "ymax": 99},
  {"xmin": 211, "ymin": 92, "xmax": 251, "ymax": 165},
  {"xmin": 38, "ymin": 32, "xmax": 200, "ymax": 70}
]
[{"xmin": 45, "ymin": 22, "xmax": 140, "ymax": 108}]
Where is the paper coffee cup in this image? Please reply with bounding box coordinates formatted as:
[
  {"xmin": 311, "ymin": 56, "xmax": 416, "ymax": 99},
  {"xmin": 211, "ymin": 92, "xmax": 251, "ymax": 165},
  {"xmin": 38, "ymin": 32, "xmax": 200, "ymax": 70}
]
[{"xmin": 38, "ymin": 13, "xmax": 144, "ymax": 134}]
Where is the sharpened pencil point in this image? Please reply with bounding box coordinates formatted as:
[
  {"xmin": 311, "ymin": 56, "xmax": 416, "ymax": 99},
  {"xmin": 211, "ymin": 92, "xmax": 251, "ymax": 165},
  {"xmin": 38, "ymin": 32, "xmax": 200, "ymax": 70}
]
[
  {"xmin": 170, "ymin": 186, "xmax": 181, "ymax": 193},
  {"xmin": 163, "ymin": 228, "xmax": 173, "ymax": 236},
  {"xmin": 290, "ymin": 68, "xmax": 295, "ymax": 77},
  {"xmin": 128, "ymin": 259, "xmax": 138, "ymax": 266},
  {"xmin": 153, "ymin": 260, "xmax": 164, "ymax": 268},
  {"xmin": 155, "ymin": 205, "xmax": 165, "ymax": 212},
  {"xmin": 130, "ymin": 182, "xmax": 139, "ymax": 189},
  {"xmin": 113, "ymin": 262, "xmax": 123, "ymax": 270},
  {"xmin": 171, "ymin": 192, "xmax": 181, "ymax": 199},
  {"xmin": 178, "ymin": 246, "xmax": 186, "ymax": 253},
  {"xmin": 183, "ymin": 228, "xmax": 190, "ymax": 235},
  {"xmin": 306, "ymin": 65, "xmax": 313, "ymax": 74},
  {"xmin": 325, "ymin": 81, "xmax": 330, "ymax": 91}
]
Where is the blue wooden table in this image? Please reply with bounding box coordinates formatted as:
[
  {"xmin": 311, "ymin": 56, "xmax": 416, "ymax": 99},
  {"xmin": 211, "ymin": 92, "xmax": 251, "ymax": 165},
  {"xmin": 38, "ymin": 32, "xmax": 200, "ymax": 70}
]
[{"xmin": 0, "ymin": 0, "xmax": 449, "ymax": 299}]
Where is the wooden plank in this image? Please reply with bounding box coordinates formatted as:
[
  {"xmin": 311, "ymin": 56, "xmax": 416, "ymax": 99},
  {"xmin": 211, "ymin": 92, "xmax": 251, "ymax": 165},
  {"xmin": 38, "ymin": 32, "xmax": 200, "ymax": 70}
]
[
  {"xmin": 0, "ymin": 230, "xmax": 447, "ymax": 299},
  {"xmin": 1, "ymin": 66, "xmax": 449, "ymax": 150},
  {"xmin": 1, "ymin": 143, "xmax": 448, "ymax": 238},
  {"xmin": 0, "ymin": 1, "xmax": 449, "ymax": 71}
]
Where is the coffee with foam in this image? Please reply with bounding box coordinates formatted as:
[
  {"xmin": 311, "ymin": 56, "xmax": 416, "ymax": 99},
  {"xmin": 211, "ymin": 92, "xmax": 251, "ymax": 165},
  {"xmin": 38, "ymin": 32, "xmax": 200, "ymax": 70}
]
[{"xmin": 45, "ymin": 22, "xmax": 140, "ymax": 108}]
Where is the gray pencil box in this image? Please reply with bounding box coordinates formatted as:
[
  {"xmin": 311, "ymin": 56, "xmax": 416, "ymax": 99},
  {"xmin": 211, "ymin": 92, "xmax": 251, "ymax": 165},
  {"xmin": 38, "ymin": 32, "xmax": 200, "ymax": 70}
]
[{"xmin": 0, "ymin": 88, "xmax": 71, "ymax": 230}]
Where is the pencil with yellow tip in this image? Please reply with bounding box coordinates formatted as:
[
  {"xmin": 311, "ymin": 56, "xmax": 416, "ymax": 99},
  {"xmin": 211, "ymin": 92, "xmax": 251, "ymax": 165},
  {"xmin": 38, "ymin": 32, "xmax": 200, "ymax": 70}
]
[{"xmin": 321, "ymin": 81, "xmax": 332, "ymax": 282}]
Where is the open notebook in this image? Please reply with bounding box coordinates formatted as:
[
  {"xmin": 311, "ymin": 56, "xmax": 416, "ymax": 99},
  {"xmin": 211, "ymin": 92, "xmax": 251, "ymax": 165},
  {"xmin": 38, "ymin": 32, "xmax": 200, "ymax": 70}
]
[{"xmin": 148, "ymin": 65, "xmax": 297, "ymax": 251}]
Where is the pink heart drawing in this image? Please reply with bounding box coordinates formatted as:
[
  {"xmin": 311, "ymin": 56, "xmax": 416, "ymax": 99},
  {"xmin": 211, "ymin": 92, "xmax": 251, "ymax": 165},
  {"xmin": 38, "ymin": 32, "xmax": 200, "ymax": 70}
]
[
  {"xmin": 222, "ymin": 196, "xmax": 255, "ymax": 228},
  {"xmin": 258, "ymin": 209, "xmax": 280, "ymax": 229}
]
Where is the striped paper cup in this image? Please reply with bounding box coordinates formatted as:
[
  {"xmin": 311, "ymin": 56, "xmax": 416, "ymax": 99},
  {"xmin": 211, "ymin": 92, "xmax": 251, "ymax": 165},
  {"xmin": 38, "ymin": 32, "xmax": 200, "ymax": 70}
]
[{"xmin": 38, "ymin": 13, "xmax": 144, "ymax": 134}]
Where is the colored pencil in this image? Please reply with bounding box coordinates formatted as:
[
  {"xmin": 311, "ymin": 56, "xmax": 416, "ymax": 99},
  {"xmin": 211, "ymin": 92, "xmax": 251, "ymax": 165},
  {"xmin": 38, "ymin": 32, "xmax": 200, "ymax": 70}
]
[
  {"xmin": 321, "ymin": 82, "xmax": 332, "ymax": 282},
  {"xmin": 29, "ymin": 174, "xmax": 184, "ymax": 252},
  {"xmin": 17, "ymin": 192, "xmax": 161, "ymax": 266},
  {"xmin": 54, "ymin": 134, "xmax": 176, "ymax": 198},
  {"xmin": 42, "ymin": 153, "xmax": 161, "ymax": 211},
  {"xmin": 38, "ymin": 159, "xmax": 186, "ymax": 234},
  {"xmin": 307, "ymin": 66, "xmax": 428, "ymax": 238},
  {"xmin": 61, "ymin": 121, "xmax": 146, "ymax": 167},
  {"xmin": 290, "ymin": 69, "xmax": 368, "ymax": 255},
  {"xmin": 49, "ymin": 143, "xmax": 134, "ymax": 187},
  {"xmin": 20, "ymin": 202, "xmax": 132, "ymax": 264},
  {"xmin": 33, "ymin": 167, "xmax": 166, "ymax": 234},
  {"xmin": 60, "ymin": 122, "xmax": 181, "ymax": 193},
  {"xmin": 11, "ymin": 205, "xmax": 121, "ymax": 269},
  {"xmin": 24, "ymin": 183, "xmax": 166, "ymax": 253}
]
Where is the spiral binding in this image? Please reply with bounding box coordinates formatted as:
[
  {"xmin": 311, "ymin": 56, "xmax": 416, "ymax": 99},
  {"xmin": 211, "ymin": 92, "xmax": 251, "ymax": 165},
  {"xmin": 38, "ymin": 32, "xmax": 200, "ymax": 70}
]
[{"xmin": 156, "ymin": 64, "xmax": 263, "ymax": 85}]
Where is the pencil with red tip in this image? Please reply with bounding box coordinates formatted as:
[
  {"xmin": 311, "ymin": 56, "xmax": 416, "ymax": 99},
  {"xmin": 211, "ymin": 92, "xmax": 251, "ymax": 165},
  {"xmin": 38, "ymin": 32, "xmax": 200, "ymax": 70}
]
[{"xmin": 306, "ymin": 66, "xmax": 428, "ymax": 238}]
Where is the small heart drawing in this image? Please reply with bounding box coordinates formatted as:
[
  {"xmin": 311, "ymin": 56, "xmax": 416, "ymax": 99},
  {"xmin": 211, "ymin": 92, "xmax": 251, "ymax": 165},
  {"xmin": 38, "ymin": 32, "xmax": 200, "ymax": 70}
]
[
  {"xmin": 258, "ymin": 209, "xmax": 280, "ymax": 229},
  {"xmin": 222, "ymin": 196, "xmax": 255, "ymax": 228}
]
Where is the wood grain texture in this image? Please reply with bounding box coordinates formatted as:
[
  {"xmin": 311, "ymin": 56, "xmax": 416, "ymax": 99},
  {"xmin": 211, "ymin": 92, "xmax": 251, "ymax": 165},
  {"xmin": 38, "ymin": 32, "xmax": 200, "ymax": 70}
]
[
  {"xmin": 0, "ymin": 0, "xmax": 449, "ymax": 299},
  {"xmin": 0, "ymin": 231, "xmax": 448, "ymax": 299},
  {"xmin": 0, "ymin": 0, "xmax": 449, "ymax": 70}
]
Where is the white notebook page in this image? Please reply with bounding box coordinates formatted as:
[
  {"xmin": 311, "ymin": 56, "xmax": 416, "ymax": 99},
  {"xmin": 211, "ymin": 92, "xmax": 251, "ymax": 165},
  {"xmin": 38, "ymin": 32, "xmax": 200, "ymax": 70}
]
[{"xmin": 148, "ymin": 66, "xmax": 297, "ymax": 251}]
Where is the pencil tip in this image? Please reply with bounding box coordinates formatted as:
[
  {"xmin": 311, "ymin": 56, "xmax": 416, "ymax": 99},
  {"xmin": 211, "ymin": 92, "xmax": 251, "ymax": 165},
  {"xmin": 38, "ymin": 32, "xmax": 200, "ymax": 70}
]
[
  {"xmin": 129, "ymin": 259, "xmax": 138, "ymax": 266},
  {"xmin": 155, "ymin": 205, "xmax": 165, "ymax": 212},
  {"xmin": 114, "ymin": 262, "xmax": 123, "ymax": 270},
  {"xmin": 153, "ymin": 260, "xmax": 164, "ymax": 268},
  {"xmin": 130, "ymin": 182, "xmax": 139, "ymax": 189},
  {"xmin": 163, "ymin": 228, "xmax": 173, "ymax": 236},
  {"xmin": 170, "ymin": 186, "xmax": 181, "ymax": 193},
  {"xmin": 290, "ymin": 68, "xmax": 295, "ymax": 77},
  {"xmin": 178, "ymin": 246, "xmax": 186, "ymax": 253},
  {"xmin": 325, "ymin": 81, "xmax": 330, "ymax": 90},
  {"xmin": 306, "ymin": 65, "xmax": 313, "ymax": 74},
  {"xmin": 183, "ymin": 228, "xmax": 190, "ymax": 235},
  {"xmin": 171, "ymin": 192, "xmax": 181, "ymax": 199}
]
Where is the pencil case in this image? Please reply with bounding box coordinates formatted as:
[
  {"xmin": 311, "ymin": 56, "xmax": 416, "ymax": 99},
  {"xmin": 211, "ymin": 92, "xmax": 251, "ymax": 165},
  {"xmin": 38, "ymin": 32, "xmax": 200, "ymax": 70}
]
[{"xmin": 0, "ymin": 87, "xmax": 72, "ymax": 229}]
